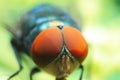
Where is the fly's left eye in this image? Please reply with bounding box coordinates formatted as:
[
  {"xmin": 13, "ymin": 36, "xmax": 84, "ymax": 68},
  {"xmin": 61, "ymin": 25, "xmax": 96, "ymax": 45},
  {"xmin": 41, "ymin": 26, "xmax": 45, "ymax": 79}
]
[
  {"xmin": 63, "ymin": 27, "xmax": 88, "ymax": 63},
  {"xmin": 31, "ymin": 27, "xmax": 62, "ymax": 67}
]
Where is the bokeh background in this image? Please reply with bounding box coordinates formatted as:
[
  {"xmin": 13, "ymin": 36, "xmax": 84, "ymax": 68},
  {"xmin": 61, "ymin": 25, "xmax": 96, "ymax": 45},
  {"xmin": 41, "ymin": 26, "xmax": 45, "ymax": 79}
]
[{"xmin": 0, "ymin": 0, "xmax": 120, "ymax": 80}]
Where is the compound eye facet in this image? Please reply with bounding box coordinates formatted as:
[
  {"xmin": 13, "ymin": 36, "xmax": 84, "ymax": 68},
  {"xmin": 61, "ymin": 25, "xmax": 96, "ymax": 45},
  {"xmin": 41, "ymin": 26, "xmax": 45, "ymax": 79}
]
[
  {"xmin": 63, "ymin": 27, "xmax": 88, "ymax": 63},
  {"xmin": 31, "ymin": 27, "xmax": 62, "ymax": 67}
]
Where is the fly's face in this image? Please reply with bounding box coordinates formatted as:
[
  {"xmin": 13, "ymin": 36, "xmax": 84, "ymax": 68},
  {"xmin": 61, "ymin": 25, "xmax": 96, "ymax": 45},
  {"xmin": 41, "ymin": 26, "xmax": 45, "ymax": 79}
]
[{"xmin": 31, "ymin": 26, "xmax": 88, "ymax": 78}]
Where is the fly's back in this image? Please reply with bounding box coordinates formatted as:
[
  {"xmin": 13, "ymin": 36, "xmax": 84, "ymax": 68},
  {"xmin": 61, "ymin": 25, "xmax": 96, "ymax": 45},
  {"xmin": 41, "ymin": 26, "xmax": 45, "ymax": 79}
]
[{"xmin": 20, "ymin": 4, "xmax": 80, "ymax": 53}]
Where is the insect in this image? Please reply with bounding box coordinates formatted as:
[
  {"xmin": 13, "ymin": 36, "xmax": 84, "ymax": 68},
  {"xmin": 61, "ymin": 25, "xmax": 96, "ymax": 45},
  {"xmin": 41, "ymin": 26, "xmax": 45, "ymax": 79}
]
[{"xmin": 6, "ymin": 4, "xmax": 88, "ymax": 80}]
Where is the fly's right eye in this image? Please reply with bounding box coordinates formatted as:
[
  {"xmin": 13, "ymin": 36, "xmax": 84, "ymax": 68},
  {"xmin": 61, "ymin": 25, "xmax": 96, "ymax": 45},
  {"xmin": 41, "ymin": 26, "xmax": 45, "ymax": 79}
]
[{"xmin": 31, "ymin": 27, "xmax": 63, "ymax": 67}]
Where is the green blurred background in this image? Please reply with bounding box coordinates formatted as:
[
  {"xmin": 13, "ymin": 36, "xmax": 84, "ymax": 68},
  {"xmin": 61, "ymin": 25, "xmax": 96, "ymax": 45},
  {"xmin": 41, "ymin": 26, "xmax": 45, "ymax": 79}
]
[{"xmin": 0, "ymin": 0, "xmax": 120, "ymax": 80}]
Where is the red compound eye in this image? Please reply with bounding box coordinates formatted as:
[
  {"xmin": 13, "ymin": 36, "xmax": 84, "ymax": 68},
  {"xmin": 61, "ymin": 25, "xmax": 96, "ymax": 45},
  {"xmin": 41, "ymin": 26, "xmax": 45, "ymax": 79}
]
[
  {"xmin": 63, "ymin": 27, "xmax": 88, "ymax": 63},
  {"xmin": 31, "ymin": 27, "xmax": 62, "ymax": 67}
]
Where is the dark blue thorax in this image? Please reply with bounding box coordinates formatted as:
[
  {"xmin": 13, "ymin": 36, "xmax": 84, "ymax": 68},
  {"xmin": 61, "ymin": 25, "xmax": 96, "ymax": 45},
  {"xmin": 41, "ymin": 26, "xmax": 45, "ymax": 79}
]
[{"xmin": 21, "ymin": 4, "xmax": 80, "ymax": 54}]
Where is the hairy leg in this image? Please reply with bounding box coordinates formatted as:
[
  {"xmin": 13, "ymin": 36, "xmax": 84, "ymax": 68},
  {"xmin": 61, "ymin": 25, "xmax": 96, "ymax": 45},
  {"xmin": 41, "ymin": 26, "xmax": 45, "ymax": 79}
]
[
  {"xmin": 79, "ymin": 65, "xmax": 84, "ymax": 80},
  {"xmin": 30, "ymin": 67, "xmax": 40, "ymax": 80},
  {"xmin": 8, "ymin": 40, "xmax": 23, "ymax": 80}
]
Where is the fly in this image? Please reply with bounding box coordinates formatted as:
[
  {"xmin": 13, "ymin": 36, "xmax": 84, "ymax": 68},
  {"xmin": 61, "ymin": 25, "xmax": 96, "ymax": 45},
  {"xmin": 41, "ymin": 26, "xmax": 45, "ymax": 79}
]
[{"xmin": 6, "ymin": 4, "xmax": 88, "ymax": 80}]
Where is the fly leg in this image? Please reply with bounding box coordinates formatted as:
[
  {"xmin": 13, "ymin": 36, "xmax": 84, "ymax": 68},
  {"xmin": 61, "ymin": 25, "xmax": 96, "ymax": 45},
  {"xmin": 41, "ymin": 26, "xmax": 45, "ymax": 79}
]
[
  {"xmin": 30, "ymin": 67, "xmax": 40, "ymax": 80},
  {"xmin": 8, "ymin": 39, "xmax": 23, "ymax": 80},
  {"xmin": 79, "ymin": 65, "xmax": 84, "ymax": 80}
]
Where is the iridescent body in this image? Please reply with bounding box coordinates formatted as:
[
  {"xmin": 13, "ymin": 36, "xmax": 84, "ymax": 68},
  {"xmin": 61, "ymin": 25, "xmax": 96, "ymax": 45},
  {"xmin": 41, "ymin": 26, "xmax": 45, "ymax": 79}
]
[
  {"xmin": 21, "ymin": 5, "xmax": 80, "ymax": 52},
  {"xmin": 14, "ymin": 4, "xmax": 88, "ymax": 80}
]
